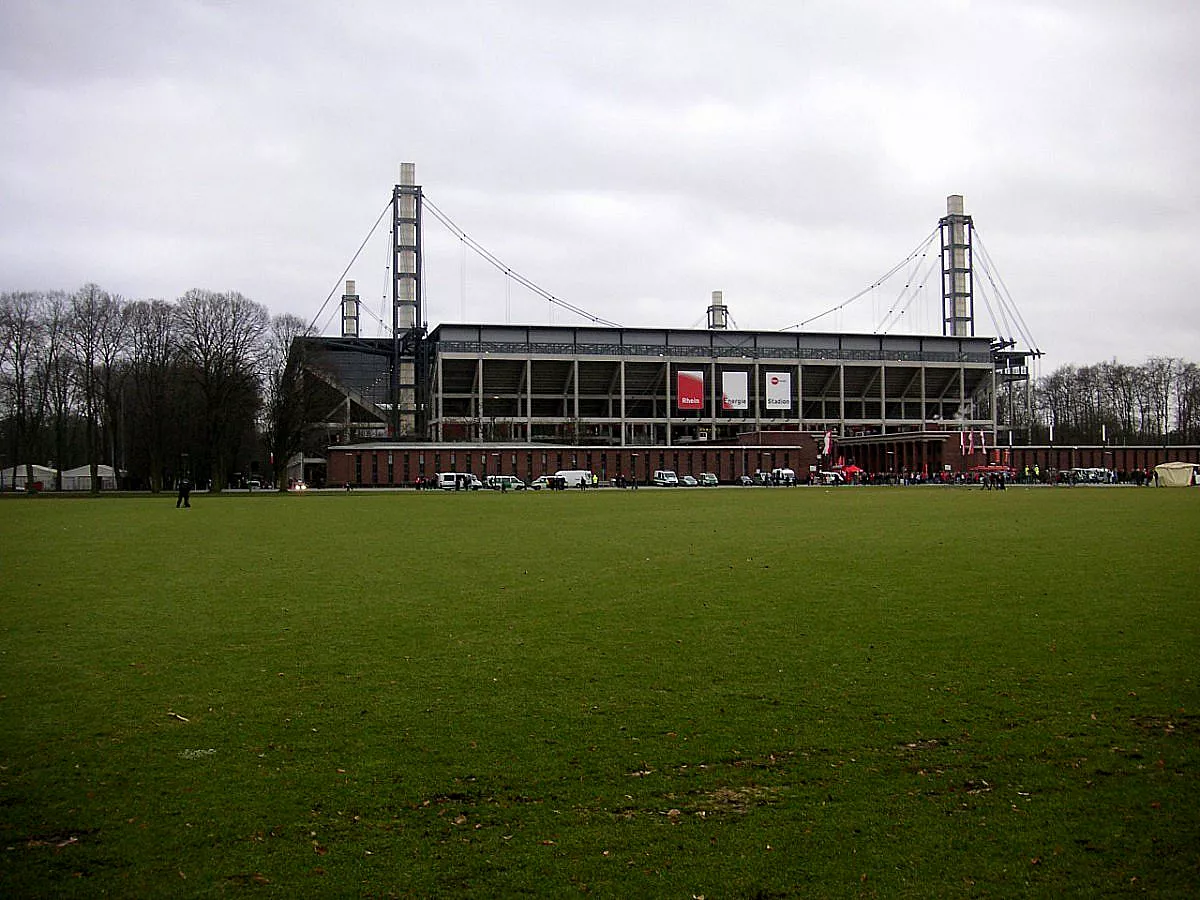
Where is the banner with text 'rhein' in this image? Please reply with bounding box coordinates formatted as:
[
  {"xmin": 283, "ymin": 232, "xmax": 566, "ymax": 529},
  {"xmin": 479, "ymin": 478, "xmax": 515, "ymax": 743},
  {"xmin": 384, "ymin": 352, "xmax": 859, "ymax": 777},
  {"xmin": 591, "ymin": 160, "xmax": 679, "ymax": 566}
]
[{"xmin": 676, "ymin": 370, "xmax": 704, "ymax": 410}]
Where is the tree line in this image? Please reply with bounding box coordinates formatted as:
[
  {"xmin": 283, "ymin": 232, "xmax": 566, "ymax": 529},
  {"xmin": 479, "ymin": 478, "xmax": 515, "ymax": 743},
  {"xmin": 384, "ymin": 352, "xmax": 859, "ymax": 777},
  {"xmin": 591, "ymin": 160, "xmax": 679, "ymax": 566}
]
[
  {"xmin": 5, "ymin": 285, "xmax": 1199, "ymax": 493},
  {"xmin": 1, "ymin": 286, "xmax": 319, "ymax": 492},
  {"xmin": 1005, "ymin": 357, "xmax": 1200, "ymax": 446}
]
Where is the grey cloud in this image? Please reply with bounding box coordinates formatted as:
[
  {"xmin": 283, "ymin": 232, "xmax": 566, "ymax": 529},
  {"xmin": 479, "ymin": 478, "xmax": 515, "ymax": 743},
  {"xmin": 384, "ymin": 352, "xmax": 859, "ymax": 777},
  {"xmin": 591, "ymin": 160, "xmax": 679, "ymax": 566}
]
[{"xmin": 2, "ymin": 0, "xmax": 1198, "ymax": 372}]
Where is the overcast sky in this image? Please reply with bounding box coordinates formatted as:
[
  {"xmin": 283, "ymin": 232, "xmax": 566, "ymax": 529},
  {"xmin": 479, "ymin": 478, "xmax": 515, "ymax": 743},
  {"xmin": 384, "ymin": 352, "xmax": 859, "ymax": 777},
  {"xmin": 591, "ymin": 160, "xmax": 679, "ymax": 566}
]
[{"xmin": 3, "ymin": 0, "xmax": 1197, "ymax": 372}]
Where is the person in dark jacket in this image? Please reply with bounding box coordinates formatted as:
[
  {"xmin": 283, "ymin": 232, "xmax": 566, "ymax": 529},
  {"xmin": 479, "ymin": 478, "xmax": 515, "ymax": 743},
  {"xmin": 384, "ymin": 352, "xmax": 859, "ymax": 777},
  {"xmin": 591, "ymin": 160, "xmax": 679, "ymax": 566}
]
[{"xmin": 176, "ymin": 476, "xmax": 191, "ymax": 508}]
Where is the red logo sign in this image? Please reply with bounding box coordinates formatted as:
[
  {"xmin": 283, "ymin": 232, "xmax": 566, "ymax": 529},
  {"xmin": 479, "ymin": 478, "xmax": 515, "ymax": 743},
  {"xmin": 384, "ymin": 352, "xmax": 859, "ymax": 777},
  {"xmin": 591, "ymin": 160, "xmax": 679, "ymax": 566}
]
[{"xmin": 677, "ymin": 371, "xmax": 704, "ymax": 409}]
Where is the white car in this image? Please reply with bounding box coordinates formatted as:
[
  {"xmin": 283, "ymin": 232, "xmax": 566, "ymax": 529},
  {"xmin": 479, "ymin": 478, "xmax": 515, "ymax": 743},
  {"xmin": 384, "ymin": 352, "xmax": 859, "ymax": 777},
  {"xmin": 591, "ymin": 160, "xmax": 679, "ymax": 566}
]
[{"xmin": 680, "ymin": 475, "xmax": 699, "ymax": 487}]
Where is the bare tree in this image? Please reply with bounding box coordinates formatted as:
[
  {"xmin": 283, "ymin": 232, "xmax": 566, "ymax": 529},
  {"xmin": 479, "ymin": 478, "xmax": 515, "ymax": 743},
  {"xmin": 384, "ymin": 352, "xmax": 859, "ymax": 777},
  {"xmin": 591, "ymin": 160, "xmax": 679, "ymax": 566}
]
[
  {"xmin": 175, "ymin": 290, "xmax": 268, "ymax": 490},
  {"xmin": 68, "ymin": 284, "xmax": 125, "ymax": 493},
  {"xmin": 1101, "ymin": 360, "xmax": 1138, "ymax": 442},
  {"xmin": 95, "ymin": 295, "xmax": 132, "ymax": 486},
  {"xmin": 39, "ymin": 292, "xmax": 74, "ymax": 491},
  {"xmin": 261, "ymin": 314, "xmax": 319, "ymax": 489},
  {"xmin": 1175, "ymin": 362, "xmax": 1200, "ymax": 444},
  {"xmin": 0, "ymin": 292, "xmax": 58, "ymax": 490},
  {"xmin": 127, "ymin": 299, "xmax": 179, "ymax": 492}
]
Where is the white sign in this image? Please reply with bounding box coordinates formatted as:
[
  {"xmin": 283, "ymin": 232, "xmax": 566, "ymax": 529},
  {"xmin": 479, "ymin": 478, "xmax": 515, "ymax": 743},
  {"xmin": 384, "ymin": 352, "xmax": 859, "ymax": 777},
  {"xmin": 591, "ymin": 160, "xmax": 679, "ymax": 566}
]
[
  {"xmin": 721, "ymin": 371, "xmax": 748, "ymax": 410},
  {"xmin": 765, "ymin": 371, "xmax": 791, "ymax": 409}
]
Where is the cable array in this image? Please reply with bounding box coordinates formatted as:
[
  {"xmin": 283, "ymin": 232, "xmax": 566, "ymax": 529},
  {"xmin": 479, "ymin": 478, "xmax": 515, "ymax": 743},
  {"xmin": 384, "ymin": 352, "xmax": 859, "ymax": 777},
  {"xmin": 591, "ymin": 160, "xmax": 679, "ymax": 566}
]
[
  {"xmin": 422, "ymin": 195, "xmax": 623, "ymax": 328},
  {"xmin": 874, "ymin": 248, "xmax": 940, "ymax": 334},
  {"xmin": 972, "ymin": 228, "xmax": 1042, "ymax": 355},
  {"xmin": 309, "ymin": 192, "xmax": 1041, "ymax": 358},
  {"xmin": 308, "ymin": 199, "xmax": 392, "ymax": 334},
  {"xmin": 782, "ymin": 228, "xmax": 940, "ymax": 330}
]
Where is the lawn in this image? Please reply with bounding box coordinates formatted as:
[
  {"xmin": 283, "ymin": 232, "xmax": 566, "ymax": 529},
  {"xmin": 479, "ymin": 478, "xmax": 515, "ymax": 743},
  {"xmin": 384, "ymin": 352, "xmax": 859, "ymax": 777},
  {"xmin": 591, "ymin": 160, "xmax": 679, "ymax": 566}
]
[{"xmin": 1, "ymin": 486, "xmax": 1198, "ymax": 898}]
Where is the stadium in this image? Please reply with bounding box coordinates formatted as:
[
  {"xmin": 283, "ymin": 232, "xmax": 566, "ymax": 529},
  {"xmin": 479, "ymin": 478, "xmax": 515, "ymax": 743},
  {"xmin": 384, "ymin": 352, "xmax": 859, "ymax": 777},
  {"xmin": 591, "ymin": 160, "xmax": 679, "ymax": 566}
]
[{"xmin": 294, "ymin": 165, "xmax": 1195, "ymax": 488}]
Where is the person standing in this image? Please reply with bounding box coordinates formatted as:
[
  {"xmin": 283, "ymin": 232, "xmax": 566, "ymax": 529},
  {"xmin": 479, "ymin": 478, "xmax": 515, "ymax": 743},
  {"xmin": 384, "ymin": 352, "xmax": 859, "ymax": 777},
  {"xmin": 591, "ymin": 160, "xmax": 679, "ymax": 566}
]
[{"xmin": 176, "ymin": 475, "xmax": 191, "ymax": 508}]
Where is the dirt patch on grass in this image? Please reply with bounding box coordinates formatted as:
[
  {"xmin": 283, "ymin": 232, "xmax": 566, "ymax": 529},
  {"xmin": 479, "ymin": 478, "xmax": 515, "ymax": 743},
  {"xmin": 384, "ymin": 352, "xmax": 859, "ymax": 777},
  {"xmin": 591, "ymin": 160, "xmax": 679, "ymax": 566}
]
[
  {"xmin": 898, "ymin": 739, "xmax": 942, "ymax": 752},
  {"xmin": 609, "ymin": 784, "xmax": 785, "ymax": 822},
  {"xmin": 1130, "ymin": 714, "xmax": 1200, "ymax": 736},
  {"xmin": 692, "ymin": 784, "xmax": 784, "ymax": 814},
  {"xmin": 21, "ymin": 829, "xmax": 92, "ymax": 849}
]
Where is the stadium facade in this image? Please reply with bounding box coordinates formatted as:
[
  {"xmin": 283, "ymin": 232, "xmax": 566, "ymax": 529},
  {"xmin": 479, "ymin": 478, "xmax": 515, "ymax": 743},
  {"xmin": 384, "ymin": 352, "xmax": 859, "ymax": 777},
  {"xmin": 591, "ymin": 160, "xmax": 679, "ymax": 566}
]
[
  {"xmin": 301, "ymin": 164, "xmax": 1172, "ymax": 488},
  {"xmin": 302, "ymin": 321, "xmax": 1007, "ymax": 486}
]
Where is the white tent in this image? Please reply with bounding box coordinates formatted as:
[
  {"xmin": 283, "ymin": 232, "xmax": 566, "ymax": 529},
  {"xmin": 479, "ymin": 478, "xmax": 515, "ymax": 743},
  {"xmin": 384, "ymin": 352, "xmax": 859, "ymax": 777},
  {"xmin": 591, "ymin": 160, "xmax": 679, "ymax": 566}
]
[
  {"xmin": 1154, "ymin": 461, "xmax": 1198, "ymax": 487},
  {"xmin": 0, "ymin": 464, "xmax": 58, "ymax": 490},
  {"xmin": 61, "ymin": 464, "xmax": 118, "ymax": 491}
]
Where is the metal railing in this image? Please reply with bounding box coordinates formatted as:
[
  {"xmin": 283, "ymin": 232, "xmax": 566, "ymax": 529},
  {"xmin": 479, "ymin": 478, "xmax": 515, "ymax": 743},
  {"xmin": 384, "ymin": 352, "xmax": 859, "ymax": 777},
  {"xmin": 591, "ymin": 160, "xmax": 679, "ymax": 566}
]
[{"xmin": 435, "ymin": 340, "xmax": 990, "ymax": 364}]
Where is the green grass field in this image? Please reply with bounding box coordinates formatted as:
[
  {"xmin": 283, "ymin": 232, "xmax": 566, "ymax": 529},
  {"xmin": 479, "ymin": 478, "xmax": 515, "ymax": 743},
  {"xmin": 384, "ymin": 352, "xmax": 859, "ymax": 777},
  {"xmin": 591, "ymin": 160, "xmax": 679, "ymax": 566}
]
[{"xmin": 1, "ymin": 486, "xmax": 1198, "ymax": 898}]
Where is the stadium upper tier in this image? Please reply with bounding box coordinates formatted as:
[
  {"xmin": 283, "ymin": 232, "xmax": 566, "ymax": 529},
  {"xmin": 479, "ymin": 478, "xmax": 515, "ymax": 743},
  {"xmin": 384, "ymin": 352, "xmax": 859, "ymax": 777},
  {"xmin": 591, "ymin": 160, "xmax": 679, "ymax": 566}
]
[{"xmin": 297, "ymin": 323, "xmax": 998, "ymax": 446}]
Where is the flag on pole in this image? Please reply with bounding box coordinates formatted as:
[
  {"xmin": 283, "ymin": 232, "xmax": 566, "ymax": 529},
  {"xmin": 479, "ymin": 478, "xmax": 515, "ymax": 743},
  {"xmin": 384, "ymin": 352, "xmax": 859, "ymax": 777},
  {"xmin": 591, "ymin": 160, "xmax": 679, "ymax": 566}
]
[
  {"xmin": 968, "ymin": 431, "xmax": 976, "ymax": 455},
  {"xmin": 822, "ymin": 430, "xmax": 833, "ymax": 457}
]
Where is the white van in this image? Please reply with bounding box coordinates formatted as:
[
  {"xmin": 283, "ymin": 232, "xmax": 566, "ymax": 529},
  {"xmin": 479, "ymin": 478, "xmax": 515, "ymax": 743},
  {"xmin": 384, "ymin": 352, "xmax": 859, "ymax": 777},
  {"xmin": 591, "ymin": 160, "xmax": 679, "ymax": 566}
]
[
  {"xmin": 652, "ymin": 469, "xmax": 679, "ymax": 486},
  {"xmin": 553, "ymin": 469, "xmax": 593, "ymax": 488},
  {"xmin": 485, "ymin": 475, "xmax": 525, "ymax": 491},
  {"xmin": 438, "ymin": 472, "xmax": 482, "ymax": 491},
  {"xmin": 771, "ymin": 467, "xmax": 797, "ymax": 485}
]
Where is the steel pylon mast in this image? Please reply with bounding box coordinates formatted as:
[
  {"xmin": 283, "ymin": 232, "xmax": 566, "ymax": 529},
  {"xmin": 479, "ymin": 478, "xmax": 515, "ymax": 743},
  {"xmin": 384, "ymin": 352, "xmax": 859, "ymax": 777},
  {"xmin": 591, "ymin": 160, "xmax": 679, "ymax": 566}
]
[
  {"xmin": 940, "ymin": 194, "xmax": 974, "ymax": 337},
  {"xmin": 389, "ymin": 162, "xmax": 427, "ymax": 438}
]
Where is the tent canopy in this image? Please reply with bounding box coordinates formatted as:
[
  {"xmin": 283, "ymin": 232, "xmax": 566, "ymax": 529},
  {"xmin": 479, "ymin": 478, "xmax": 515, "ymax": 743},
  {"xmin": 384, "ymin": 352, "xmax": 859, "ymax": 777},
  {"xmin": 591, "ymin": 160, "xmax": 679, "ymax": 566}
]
[
  {"xmin": 1154, "ymin": 461, "xmax": 1198, "ymax": 487},
  {"xmin": 1, "ymin": 464, "xmax": 57, "ymax": 488},
  {"xmin": 61, "ymin": 464, "xmax": 116, "ymax": 478}
]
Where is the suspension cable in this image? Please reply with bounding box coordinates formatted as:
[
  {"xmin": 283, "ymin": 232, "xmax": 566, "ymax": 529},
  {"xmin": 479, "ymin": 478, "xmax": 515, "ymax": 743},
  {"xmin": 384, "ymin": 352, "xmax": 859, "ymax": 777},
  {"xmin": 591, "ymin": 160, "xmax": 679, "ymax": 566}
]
[
  {"xmin": 782, "ymin": 227, "xmax": 939, "ymax": 330},
  {"xmin": 877, "ymin": 252, "xmax": 940, "ymax": 334},
  {"xmin": 423, "ymin": 195, "xmax": 623, "ymax": 328},
  {"xmin": 873, "ymin": 240, "xmax": 936, "ymax": 333},
  {"xmin": 973, "ymin": 229, "xmax": 1042, "ymax": 354},
  {"xmin": 308, "ymin": 198, "xmax": 392, "ymax": 333}
]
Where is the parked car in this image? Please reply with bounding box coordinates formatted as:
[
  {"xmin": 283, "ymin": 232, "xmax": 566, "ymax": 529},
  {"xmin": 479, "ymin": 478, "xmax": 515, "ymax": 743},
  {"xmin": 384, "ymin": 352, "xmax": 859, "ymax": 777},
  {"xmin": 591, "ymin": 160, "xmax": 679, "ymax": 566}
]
[
  {"xmin": 738, "ymin": 474, "xmax": 756, "ymax": 486},
  {"xmin": 652, "ymin": 469, "xmax": 679, "ymax": 486},
  {"xmin": 699, "ymin": 473, "xmax": 718, "ymax": 486},
  {"xmin": 680, "ymin": 475, "xmax": 699, "ymax": 487}
]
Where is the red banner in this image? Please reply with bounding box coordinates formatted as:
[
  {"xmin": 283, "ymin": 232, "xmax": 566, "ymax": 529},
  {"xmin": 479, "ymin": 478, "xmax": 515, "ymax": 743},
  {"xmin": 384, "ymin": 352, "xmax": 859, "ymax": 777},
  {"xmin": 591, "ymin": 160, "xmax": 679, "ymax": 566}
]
[{"xmin": 676, "ymin": 370, "xmax": 704, "ymax": 410}]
